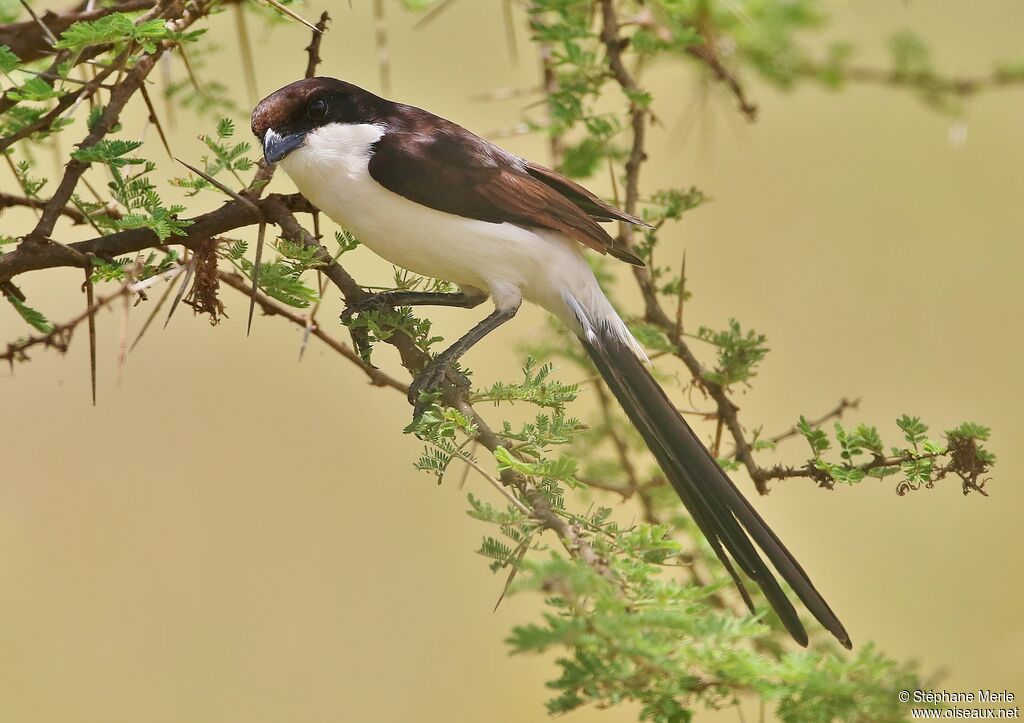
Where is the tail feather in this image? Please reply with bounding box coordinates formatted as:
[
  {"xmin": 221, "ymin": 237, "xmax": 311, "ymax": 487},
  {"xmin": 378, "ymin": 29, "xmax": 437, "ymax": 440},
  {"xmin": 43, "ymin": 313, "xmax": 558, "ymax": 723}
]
[{"xmin": 575, "ymin": 311, "xmax": 852, "ymax": 649}]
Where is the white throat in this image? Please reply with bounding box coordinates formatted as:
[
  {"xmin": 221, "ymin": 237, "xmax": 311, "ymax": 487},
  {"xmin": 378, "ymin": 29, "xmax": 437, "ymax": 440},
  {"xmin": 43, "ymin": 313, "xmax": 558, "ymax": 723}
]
[{"xmin": 279, "ymin": 122, "xmax": 386, "ymax": 187}]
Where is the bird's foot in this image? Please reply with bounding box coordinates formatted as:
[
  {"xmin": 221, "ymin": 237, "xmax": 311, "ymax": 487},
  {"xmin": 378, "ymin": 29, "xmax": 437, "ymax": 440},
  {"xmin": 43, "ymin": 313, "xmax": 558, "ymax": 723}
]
[
  {"xmin": 408, "ymin": 360, "xmax": 469, "ymax": 421},
  {"xmin": 339, "ymin": 292, "xmax": 395, "ymax": 325},
  {"xmin": 341, "ymin": 293, "xmax": 399, "ymax": 364}
]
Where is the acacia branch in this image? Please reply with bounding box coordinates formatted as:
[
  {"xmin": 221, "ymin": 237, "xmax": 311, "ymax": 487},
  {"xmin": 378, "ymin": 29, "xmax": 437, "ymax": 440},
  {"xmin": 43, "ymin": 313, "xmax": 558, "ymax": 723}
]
[
  {"xmin": 597, "ymin": 0, "xmax": 800, "ymax": 495},
  {"xmin": 3, "ymin": 186, "xmax": 614, "ymax": 582},
  {"xmin": 747, "ymin": 397, "xmax": 861, "ymax": 458},
  {"xmin": 0, "ymin": 192, "xmax": 312, "ymax": 283},
  {"xmin": 217, "ymin": 267, "xmax": 407, "ymax": 393},
  {"xmin": 760, "ymin": 449, "xmax": 946, "ymax": 486},
  {"xmin": 27, "ymin": 5, "xmax": 204, "ymax": 240},
  {"xmin": 0, "ymin": 192, "xmax": 87, "ymax": 224},
  {"xmin": 304, "ymin": 11, "xmax": 330, "ymax": 79},
  {"xmin": 0, "ymin": 47, "xmax": 128, "ymax": 153},
  {"xmin": 1, "ymin": 283, "xmax": 128, "ymax": 365},
  {"xmin": 256, "ymin": 200, "xmax": 613, "ymax": 573},
  {"xmin": 686, "ymin": 43, "xmax": 758, "ymax": 121},
  {"xmin": 799, "ymin": 62, "xmax": 1024, "ymax": 97},
  {"xmin": 0, "ymin": 0, "xmax": 154, "ymax": 64}
]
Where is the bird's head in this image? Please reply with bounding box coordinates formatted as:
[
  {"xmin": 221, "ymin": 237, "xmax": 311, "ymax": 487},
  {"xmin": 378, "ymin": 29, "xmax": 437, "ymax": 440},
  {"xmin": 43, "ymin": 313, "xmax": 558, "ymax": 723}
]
[{"xmin": 251, "ymin": 77, "xmax": 385, "ymax": 165}]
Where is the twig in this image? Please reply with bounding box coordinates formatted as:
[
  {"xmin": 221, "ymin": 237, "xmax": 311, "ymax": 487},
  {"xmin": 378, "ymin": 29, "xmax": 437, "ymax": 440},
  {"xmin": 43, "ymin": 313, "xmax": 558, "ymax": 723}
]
[
  {"xmin": 0, "ymin": 0, "xmax": 153, "ymax": 63},
  {"xmin": 373, "ymin": 0, "xmax": 390, "ymax": 95},
  {"xmin": 2, "ymin": 285, "xmax": 129, "ymax": 366},
  {"xmin": 304, "ymin": 12, "xmax": 331, "ymax": 79},
  {"xmin": 799, "ymin": 62, "xmax": 1024, "ymax": 97},
  {"xmin": 742, "ymin": 398, "xmax": 860, "ymax": 458},
  {"xmin": 217, "ymin": 269, "xmax": 408, "ymax": 393},
  {"xmin": 129, "ymin": 265, "xmax": 182, "ymax": 351},
  {"xmin": 0, "ymin": 193, "xmax": 302, "ymax": 284},
  {"xmin": 255, "ymin": 0, "xmax": 323, "ymax": 35},
  {"xmin": 16, "ymin": 0, "xmax": 59, "ymax": 48},
  {"xmin": 500, "ymin": 0, "xmax": 518, "ymax": 66},
  {"xmin": 453, "ymin": 398, "xmax": 612, "ymax": 579},
  {"xmin": 453, "ymin": 454, "xmax": 532, "ymax": 516},
  {"xmin": 686, "ymin": 43, "xmax": 758, "ymax": 121},
  {"xmin": 761, "ymin": 449, "xmax": 946, "ymax": 486},
  {"xmin": 0, "ymin": 193, "xmax": 87, "ymax": 224},
  {"xmin": 674, "ymin": 250, "xmax": 686, "ymax": 338},
  {"xmin": 247, "ymin": 221, "xmax": 266, "ymax": 336},
  {"xmin": 599, "ymin": 0, "xmax": 771, "ymax": 493},
  {"xmin": 25, "ymin": 3, "xmax": 208, "ymax": 242},
  {"xmin": 163, "ymin": 252, "xmax": 196, "ymax": 328},
  {"xmin": 138, "ymin": 82, "xmax": 173, "ymax": 158},
  {"xmin": 0, "ymin": 48, "xmax": 129, "ymax": 154},
  {"xmin": 233, "ymin": 2, "xmax": 259, "ymax": 104},
  {"xmin": 412, "ymin": 0, "xmax": 459, "ymax": 29},
  {"xmin": 83, "ymin": 263, "xmax": 97, "ymax": 405}
]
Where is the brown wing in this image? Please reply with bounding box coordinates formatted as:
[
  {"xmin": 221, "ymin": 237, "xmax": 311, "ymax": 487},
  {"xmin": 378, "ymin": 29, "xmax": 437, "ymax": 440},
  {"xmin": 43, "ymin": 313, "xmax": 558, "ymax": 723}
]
[
  {"xmin": 367, "ymin": 118, "xmax": 645, "ymax": 266},
  {"xmin": 523, "ymin": 161, "xmax": 648, "ymax": 226}
]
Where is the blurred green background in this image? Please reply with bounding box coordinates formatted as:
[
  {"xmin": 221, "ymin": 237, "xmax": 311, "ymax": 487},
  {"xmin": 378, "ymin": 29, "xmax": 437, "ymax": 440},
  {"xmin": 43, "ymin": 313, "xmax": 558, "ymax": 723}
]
[{"xmin": 1, "ymin": 1, "xmax": 1022, "ymax": 720}]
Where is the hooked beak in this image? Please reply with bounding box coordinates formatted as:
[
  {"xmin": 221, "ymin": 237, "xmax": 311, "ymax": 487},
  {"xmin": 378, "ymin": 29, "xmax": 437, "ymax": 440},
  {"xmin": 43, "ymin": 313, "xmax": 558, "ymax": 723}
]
[{"xmin": 262, "ymin": 128, "xmax": 306, "ymax": 164}]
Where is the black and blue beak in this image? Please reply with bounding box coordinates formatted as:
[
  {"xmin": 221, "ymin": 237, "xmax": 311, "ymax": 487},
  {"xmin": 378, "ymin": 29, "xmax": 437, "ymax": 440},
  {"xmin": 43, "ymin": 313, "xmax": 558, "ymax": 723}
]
[{"xmin": 262, "ymin": 128, "xmax": 306, "ymax": 164}]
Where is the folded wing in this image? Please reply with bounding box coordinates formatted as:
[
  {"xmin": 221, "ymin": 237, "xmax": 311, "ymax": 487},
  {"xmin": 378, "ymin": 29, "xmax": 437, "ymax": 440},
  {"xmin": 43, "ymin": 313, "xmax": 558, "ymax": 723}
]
[{"xmin": 367, "ymin": 114, "xmax": 645, "ymax": 266}]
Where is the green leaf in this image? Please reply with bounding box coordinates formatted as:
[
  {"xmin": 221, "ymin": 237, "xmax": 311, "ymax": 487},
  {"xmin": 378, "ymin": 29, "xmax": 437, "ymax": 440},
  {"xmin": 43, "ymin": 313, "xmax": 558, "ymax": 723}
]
[
  {"xmin": 896, "ymin": 414, "xmax": 929, "ymax": 447},
  {"xmin": 0, "ymin": 44, "xmax": 19, "ymax": 74},
  {"xmin": 7, "ymin": 295, "xmax": 53, "ymax": 333},
  {"xmin": 797, "ymin": 415, "xmax": 830, "ymax": 456},
  {"xmin": 54, "ymin": 12, "xmax": 172, "ymax": 51},
  {"xmin": 241, "ymin": 259, "xmax": 318, "ymax": 308},
  {"xmin": 7, "ymin": 77, "xmax": 61, "ymax": 102},
  {"xmin": 55, "ymin": 12, "xmax": 139, "ymax": 49},
  {"xmin": 335, "ymin": 229, "xmax": 360, "ymax": 254},
  {"xmin": 696, "ymin": 319, "xmax": 769, "ymax": 387},
  {"xmin": 494, "ymin": 446, "xmax": 578, "ymax": 484},
  {"xmin": 71, "ymin": 139, "xmax": 145, "ymax": 166},
  {"xmin": 558, "ymin": 137, "xmax": 607, "ymax": 179},
  {"xmin": 947, "ymin": 421, "xmax": 990, "ymax": 441}
]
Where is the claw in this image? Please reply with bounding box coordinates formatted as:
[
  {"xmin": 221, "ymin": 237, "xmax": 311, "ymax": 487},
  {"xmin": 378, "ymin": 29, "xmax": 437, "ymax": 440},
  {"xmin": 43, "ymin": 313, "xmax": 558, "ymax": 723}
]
[
  {"xmin": 408, "ymin": 361, "xmax": 453, "ymax": 421},
  {"xmin": 341, "ymin": 293, "xmax": 396, "ymax": 364},
  {"xmin": 340, "ymin": 293, "xmax": 390, "ymax": 325},
  {"xmin": 347, "ymin": 325, "xmax": 375, "ymax": 366}
]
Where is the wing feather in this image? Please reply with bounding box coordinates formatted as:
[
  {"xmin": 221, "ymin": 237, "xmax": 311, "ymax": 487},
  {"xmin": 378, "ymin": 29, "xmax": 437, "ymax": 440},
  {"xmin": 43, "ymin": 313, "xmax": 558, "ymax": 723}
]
[{"xmin": 367, "ymin": 116, "xmax": 644, "ymax": 266}]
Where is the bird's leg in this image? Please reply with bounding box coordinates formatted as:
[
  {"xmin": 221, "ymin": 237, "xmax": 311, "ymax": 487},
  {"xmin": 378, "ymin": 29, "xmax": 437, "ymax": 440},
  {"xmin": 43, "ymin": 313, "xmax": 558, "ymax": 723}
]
[
  {"xmin": 409, "ymin": 302, "xmax": 521, "ymax": 420},
  {"xmin": 341, "ymin": 289, "xmax": 487, "ymax": 363}
]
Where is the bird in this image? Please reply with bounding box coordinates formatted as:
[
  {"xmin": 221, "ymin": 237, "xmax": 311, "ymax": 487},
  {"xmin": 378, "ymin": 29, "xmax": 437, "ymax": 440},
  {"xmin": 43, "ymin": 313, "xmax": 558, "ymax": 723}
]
[{"xmin": 251, "ymin": 77, "xmax": 851, "ymax": 650}]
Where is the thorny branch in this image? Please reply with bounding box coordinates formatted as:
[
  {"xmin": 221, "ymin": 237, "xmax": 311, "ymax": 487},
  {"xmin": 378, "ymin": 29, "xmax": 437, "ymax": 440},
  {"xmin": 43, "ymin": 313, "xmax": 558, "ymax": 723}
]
[
  {"xmin": 217, "ymin": 268, "xmax": 408, "ymax": 393},
  {"xmin": 686, "ymin": 42, "xmax": 758, "ymax": 121},
  {"xmin": 599, "ymin": 0, "xmax": 774, "ymax": 490},
  {"xmin": 593, "ymin": 0, "xmax": 986, "ymax": 497},
  {"xmin": 1, "ymin": 3, "xmax": 613, "ymax": 582},
  {"xmin": 0, "ymin": 0, "xmax": 1000, "ymax": 597},
  {"xmin": 0, "ymin": 0, "xmax": 154, "ymax": 64},
  {"xmin": 0, "ymin": 192, "xmax": 87, "ymax": 224},
  {"xmin": 2, "ymin": 283, "xmax": 129, "ymax": 365},
  {"xmin": 744, "ymin": 397, "xmax": 860, "ymax": 457}
]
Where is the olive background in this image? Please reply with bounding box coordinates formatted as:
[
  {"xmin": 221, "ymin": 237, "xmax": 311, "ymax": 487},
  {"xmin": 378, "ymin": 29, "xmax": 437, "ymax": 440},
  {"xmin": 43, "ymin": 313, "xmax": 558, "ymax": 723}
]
[{"xmin": 1, "ymin": 1, "xmax": 1022, "ymax": 720}]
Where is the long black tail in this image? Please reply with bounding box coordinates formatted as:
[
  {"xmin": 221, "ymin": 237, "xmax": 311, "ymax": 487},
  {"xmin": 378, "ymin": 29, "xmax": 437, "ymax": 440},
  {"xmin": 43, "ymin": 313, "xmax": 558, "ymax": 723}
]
[{"xmin": 579, "ymin": 324, "xmax": 851, "ymax": 649}]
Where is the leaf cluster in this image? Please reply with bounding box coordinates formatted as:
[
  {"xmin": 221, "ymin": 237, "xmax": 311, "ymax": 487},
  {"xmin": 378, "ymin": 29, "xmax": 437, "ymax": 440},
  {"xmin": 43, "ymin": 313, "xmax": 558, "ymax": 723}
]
[
  {"xmin": 54, "ymin": 12, "xmax": 201, "ymax": 54},
  {"xmin": 796, "ymin": 414, "xmax": 994, "ymax": 493}
]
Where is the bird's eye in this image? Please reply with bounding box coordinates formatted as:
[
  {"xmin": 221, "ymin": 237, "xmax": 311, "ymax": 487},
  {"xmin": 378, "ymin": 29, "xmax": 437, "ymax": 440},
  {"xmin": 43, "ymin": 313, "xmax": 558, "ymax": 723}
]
[{"xmin": 307, "ymin": 98, "xmax": 328, "ymax": 121}]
